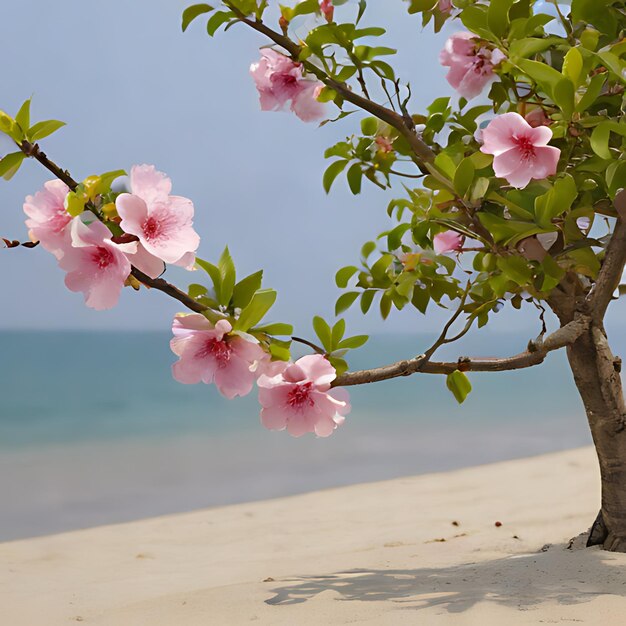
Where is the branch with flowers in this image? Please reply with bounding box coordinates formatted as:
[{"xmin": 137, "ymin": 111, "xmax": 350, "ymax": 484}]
[{"xmin": 5, "ymin": 0, "xmax": 626, "ymax": 549}]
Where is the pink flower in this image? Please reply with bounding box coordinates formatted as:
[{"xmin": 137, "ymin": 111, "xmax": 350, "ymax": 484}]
[
  {"xmin": 257, "ymin": 354, "xmax": 351, "ymax": 437},
  {"xmin": 438, "ymin": 0, "xmax": 453, "ymax": 13},
  {"xmin": 250, "ymin": 49, "xmax": 326, "ymax": 122},
  {"xmin": 320, "ymin": 0, "xmax": 334, "ymax": 21},
  {"xmin": 433, "ymin": 230, "xmax": 464, "ymax": 254},
  {"xmin": 480, "ymin": 112, "xmax": 560, "ymax": 189},
  {"xmin": 439, "ymin": 32, "xmax": 505, "ymax": 99},
  {"xmin": 58, "ymin": 216, "xmax": 135, "ymax": 310},
  {"xmin": 170, "ymin": 314, "xmax": 268, "ymax": 399},
  {"xmin": 115, "ymin": 165, "xmax": 200, "ymax": 278},
  {"xmin": 23, "ymin": 180, "xmax": 71, "ymax": 259}
]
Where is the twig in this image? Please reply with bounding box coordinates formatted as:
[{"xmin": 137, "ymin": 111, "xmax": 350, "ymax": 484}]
[{"xmin": 291, "ymin": 336, "xmax": 326, "ymax": 355}]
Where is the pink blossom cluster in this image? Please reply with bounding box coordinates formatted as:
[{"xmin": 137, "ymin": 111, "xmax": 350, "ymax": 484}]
[
  {"xmin": 440, "ymin": 32, "xmax": 505, "ymax": 99},
  {"xmin": 439, "ymin": 32, "xmax": 559, "ymax": 188},
  {"xmin": 250, "ymin": 49, "xmax": 326, "ymax": 122},
  {"xmin": 170, "ymin": 313, "xmax": 350, "ymax": 437},
  {"xmin": 23, "ymin": 165, "xmax": 200, "ymax": 310}
]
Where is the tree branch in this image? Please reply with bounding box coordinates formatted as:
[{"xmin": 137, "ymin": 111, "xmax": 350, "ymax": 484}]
[
  {"xmin": 20, "ymin": 140, "xmax": 79, "ymax": 189},
  {"xmin": 129, "ymin": 268, "xmax": 210, "ymax": 314},
  {"xmin": 587, "ymin": 189, "xmax": 626, "ymax": 321},
  {"xmin": 333, "ymin": 314, "xmax": 590, "ymax": 387},
  {"xmin": 224, "ymin": 6, "xmax": 439, "ymax": 171}
]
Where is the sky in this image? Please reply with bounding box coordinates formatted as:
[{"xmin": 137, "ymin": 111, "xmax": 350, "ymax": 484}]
[{"xmin": 1, "ymin": 0, "xmax": 623, "ymax": 341}]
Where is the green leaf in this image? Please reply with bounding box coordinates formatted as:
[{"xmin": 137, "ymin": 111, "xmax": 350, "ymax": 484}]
[
  {"xmin": 360, "ymin": 117, "xmax": 378, "ymax": 136},
  {"xmin": 0, "ymin": 111, "xmax": 17, "ymax": 139},
  {"xmin": 328, "ymin": 355, "xmax": 349, "ymax": 376},
  {"xmin": 553, "ymin": 78, "xmax": 575, "ymax": 119},
  {"xmin": 539, "ymin": 254, "xmax": 565, "ymax": 292},
  {"xmin": 206, "ymin": 10, "xmax": 233, "ymax": 36},
  {"xmin": 434, "ymin": 152, "xmax": 456, "ymax": 179},
  {"xmin": 361, "ymin": 240, "xmax": 376, "ymax": 260},
  {"xmin": 269, "ymin": 341, "xmax": 292, "ymax": 362},
  {"xmin": 571, "ymin": 0, "xmax": 617, "ymax": 37},
  {"xmin": 379, "ymin": 291, "xmax": 392, "ymax": 319},
  {"xmin": 323, "ymin": 160, "xmax": 348, "ymax": 193},
  {"xmin": 188, "ymin": 283, "xmax": 208, "ymax": 299},
  {"xmin": 589, "ymin": 122, "xmax": 626, "ymax": 160},
  {"xmin": 337, "ymin": 334, "xmax": 369, "ymax": 350},
  {"xmin": 331, "ymin": 318, "xmax": 346, "ymax": 348},
  {"xmin": 196, "ymin": 258, "xmax": 222, "ymax": 302},
  {"xmin": 446, "ymin": 370, "xmax": 472, "ymax": 404},
  {"xmin": 27, "ymin": 119, "xmax": 66, "ymax": 142},
  {"xmin": 335, "ymin": 266, "xmax": 359, "ymax": 288},
  {"xmin": 453, "ymin": 157, "xmax": 475, "ymax": 198},
  {"xmin": 97, "ymin": 169, "xmax": 126, "ymax": 194},
  {"xmin": 407, "ymin": 0, "xmax": 437, "ymax": 12},
  {"xmin": 65, "ymin": 190, "xmax": 87, "ymax": 217},
  {"xmin": 562, "ymin": 47, "xmax": 583, "ymax": 86},
  {"xmin": 487, "ymin": 0, "xmax": 515, "ymax": 38},
  {"xmin": 335, "ymin": 291, "xmax": 359, "ymax": 315},
  {"xmin": 217, "ymin": 246, "xmax": 236, "ymax": 306},
  {"xmin": 497, "ymin": 255, "xmax": 532, "ymax": 285},
  {"xmin": 370, "ymin": 254, "xmax": 392, "ymax": 284},
  {"xmin": 15, "ymin": 99, "xmax": 31, "ymax": 132},
  {"xmin": 0, "ymin": 151, "xmax": 25, "ymax": 180},
  {"xmin": 360, "ymin": 289, "xmax": 376, "ymax": 314},
  {"xmin": 516, "ymin": 58, "xmax": 564, "ymax": 98},
  {"xmin": 590, "ymin": 123, "xmax": 612, "ymax": 159},
  {"xmin": 509, "ymin": 36, "xmax": 564, "ymax": 59},
  {"xmin": 182, "ymin": 4, "xmax": 213, "ymax": 31},
  {"xmin": 347, "ymin": 163, "xmax": 363, "ymax": 194},
  {"xmin": 234, "ymin": 289, "xmax": 277, "ymax": 331},
  {"xmin": 460, "ymin": 5, "xmax": 492, "ymax": 39},
  {"xmin": 232, "ymin": 270, "xmax": 263, "ymax": 309},
  {"xmin": 534, "ymin": 175, "xmax": 577, "ymax": 227},
  {"xmin": 313, "ymin": 316, "xmax": 333, "ymax": 351},
  {"xmin": 253, "ymin": 322, "xmax": 293, "ymax": 336},
  {"xmin": 575, "ymin": 73, "xmax": 605, "ymax": 112}
]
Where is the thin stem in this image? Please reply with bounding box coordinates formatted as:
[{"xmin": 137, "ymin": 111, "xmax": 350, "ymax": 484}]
[
  {"xmin": 291, "ymin": 336, "xmax": 326, "ymax": 355},
  {"xmin": 388, "ymin": 169, "xmax": 424, "ymax": 179}
]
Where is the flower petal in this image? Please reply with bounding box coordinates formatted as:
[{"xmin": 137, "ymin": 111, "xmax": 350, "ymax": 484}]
[{"xmin": 129, "ymin": 164, "xmax": 172, "ymax": 205}]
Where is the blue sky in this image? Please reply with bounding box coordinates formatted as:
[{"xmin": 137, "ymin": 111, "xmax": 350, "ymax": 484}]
[{"xmin": 1, "ymin": 0, "xmax": 622, "ymax": 340}]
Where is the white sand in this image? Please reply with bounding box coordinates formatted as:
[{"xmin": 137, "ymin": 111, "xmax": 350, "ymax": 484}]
[{"xmin": 2, "ymin": 446, "xmax": 625, "ymax": 625}]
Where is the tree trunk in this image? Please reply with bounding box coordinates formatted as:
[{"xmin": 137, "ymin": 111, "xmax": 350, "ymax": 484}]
[{"xmin": 567, "ymin": 324, "xmax": 626, "ymax": 552}]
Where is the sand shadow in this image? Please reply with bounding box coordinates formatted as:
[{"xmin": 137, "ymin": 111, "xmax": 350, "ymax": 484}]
[{"xmin": 266, "ymin": 544, "xmax": 626, "ymax": 612}]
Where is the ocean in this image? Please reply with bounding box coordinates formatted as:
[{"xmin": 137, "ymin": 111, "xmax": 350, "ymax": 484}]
[{"xmin": 0, "ymin": 329, "xmax": 595, "ymax": 541}]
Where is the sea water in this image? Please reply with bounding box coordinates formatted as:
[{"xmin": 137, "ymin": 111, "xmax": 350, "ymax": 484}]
[{"xmin": 0, "ymin": 330, "xmax": 595, "ymax": 540}]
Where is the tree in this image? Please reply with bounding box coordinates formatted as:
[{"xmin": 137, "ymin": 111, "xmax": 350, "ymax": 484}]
[{"xmin": 3, "ymin": 0, "xmax": 626, "ymax": 551}]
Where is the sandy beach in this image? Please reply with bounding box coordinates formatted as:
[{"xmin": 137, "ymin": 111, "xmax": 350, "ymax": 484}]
[{"xmin": 2, "ymin": 446, "xmax": 625, "ymax": 625}]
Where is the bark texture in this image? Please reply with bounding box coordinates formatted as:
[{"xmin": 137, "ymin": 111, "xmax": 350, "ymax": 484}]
[{"xmin": 567, "ymin": 325, "xmax": 626, "ymax": 552}]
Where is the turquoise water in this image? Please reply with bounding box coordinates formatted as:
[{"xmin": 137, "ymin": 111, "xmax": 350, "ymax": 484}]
[
  {"xmin": 0, "ymin": 330, "xmax": 589, "ymax": 447},
  {"xmin": 0, "ymin": 330, "xmax": 597, "ymax": 540}
]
